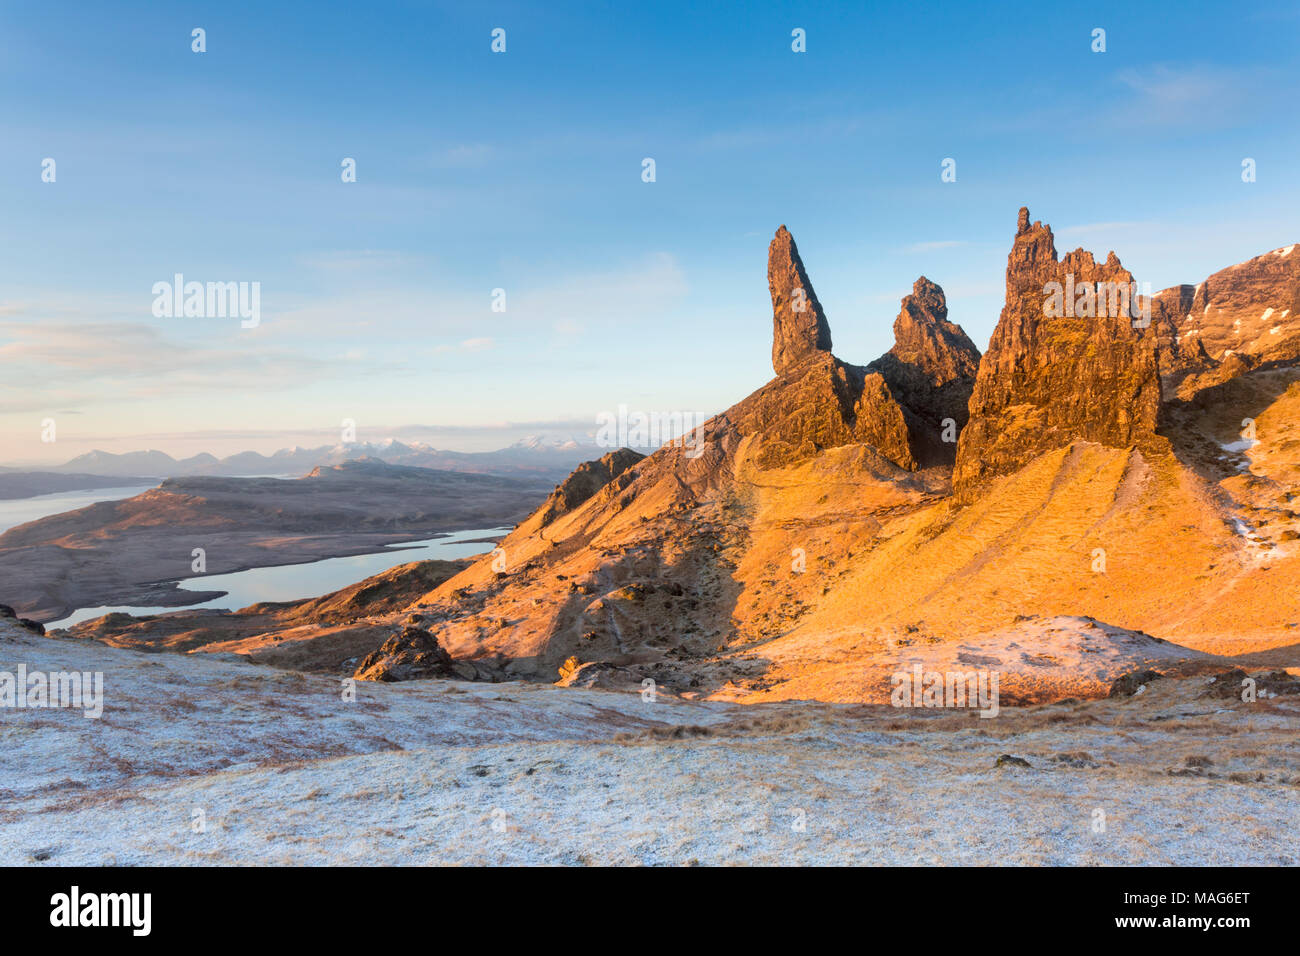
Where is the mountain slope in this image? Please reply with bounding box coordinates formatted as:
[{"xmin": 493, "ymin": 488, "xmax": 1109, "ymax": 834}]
[
  {"xmin": 49, "ymin": 213, "xmax": 1300, "ymax": 708},
  {"xmin": 397, "ymin": 215, "xmax": 1300, "ymax": 703}
]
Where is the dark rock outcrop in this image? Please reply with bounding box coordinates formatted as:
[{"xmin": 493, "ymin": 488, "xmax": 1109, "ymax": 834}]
[
  {"xmin": 769, "ymin": 226, "xmax": 833, "ymax": 375},
  {"xmin": 954, "ymin": 207, "xmax": 1163, "ymax": 493},
  {"xmin": 352, "ymin": 626, "xmax": 456, "ymax": 682},
  {"xmin": 1202, "ymin": 668, "xmax": 1300, "ymax": 700},
  {"xmin": 1108, "ymin": 668, "xmax": 1163, "ymax": 698},
  {"xmin": 869, "ymin": 277, "xmax": 981, "ymax": 465},
  {"xmin": 536, "ymin": 449, "xmax": 645, "ymax": 528}
]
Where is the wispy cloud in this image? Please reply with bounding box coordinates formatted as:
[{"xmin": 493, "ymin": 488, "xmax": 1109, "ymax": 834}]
[
  {"xmin": 296, "ymin": 249, "xmax": 422, "ymax": 273},
  {"xmin": 510, "ymin": 252, "xmax": 688, "ymax": 335},
  {"xmin": 1109, "ymin": 63, "xmax": 1270, "ymax": 127},
  {"xmin": 0, "ymin": 321, "xmax": 374, "ymax": 414}
]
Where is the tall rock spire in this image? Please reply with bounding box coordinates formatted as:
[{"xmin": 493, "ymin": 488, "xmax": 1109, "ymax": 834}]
[
  {"xmin": 768, "ymin": 226, "xmax": 833, "ymax": 375},
  {"xmin": 953, "ymin": 206, "xmax": 1163, "ymax": 494}
]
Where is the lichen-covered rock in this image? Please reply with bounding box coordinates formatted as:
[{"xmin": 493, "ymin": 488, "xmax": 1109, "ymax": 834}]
[{"xmin": 954, "ymin": 207, "xmax": 1163, "ymax": 494}]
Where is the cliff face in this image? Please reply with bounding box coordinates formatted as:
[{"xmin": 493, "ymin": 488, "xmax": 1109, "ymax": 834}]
[
  {"xmin": 869, "ymin": 276, "xmax": 981, "ymax": 465},
  {"xmin": 953, "ymin": 207, "xmax": 1163, "ymax": 493},
  {"xmin": 1149, "ymin": 244, "xmax": 1300, "ymax": 396}
]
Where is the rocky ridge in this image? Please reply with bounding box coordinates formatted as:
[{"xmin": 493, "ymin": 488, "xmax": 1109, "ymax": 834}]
[{"xmin": 50, "ymin": 211, "xmax": 1300, "ymax": 705}]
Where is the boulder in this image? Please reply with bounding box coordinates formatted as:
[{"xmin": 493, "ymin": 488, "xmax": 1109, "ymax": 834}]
[
  {"xmin": 1107, "ymin": 668, "xmax": 1164, "ymax": 698},
  {"xmin": 352, "ymin": 626, "xmax": 456, "ymax": 682}
]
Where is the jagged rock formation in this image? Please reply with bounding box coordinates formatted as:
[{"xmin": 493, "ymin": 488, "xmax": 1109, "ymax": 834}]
[
  {"xmin": 954, "ymin": 207, "xmax": 1163, "ymax": 493},
  {"xmin": 387, "ymin": 226, "xmax": 996, "ymax": 683},
  {"xmin": 869, "ymin": 277, "xmax": 981, "ymax": 465},
  {"xmin": 535, "ymin": 449, "xmax": 645, "ymax": 528},
  {"xmin": 353, "ymin": 625, "xmax": 457, "ymax": 682},
  {"xmin": 57, "ymin": 214, "xmax": 1300, "ymax": 710},
  {"xmin": 769, "ymin": 225, "xmax": 834, "ymax": 374},
  {"xmin": 721, "ymin": 226, "xmax": 933, "ymax": 471},
  {"xmin": 724, "ymin": 353, "xmax": 916, "ymax": 470}
]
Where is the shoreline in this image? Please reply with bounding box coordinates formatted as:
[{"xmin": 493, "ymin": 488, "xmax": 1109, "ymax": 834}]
[{"xmin": 43, "ymin": 528, "xmax": 510, "ymax": 628}]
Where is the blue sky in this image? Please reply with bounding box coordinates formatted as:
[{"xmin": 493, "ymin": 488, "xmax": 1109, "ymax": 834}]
[{"xmin": 2, "ymin": 0, "xmax": 1298, "ymax": 463}]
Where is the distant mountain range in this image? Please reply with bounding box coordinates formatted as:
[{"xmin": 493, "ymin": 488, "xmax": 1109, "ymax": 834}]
[{"xmin": 9, "ymin": 436, "xmax": 604, "ymax": 482}]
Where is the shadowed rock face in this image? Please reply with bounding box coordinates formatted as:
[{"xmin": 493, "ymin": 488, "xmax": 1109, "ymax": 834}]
[
  {"xmin": 769, "ymin": 226, "xmax": 833, "ymax": 374},
  {"xmin": 869, "ymin": 276, "xmax": 981, "ymax": 465},
  {"xmin": 725, "ymin": 352, "xmax": 915, "ymax": 470},
  {"xmin": 954, "ymin": 207, "xmax": 1163, "ymax": 493}
]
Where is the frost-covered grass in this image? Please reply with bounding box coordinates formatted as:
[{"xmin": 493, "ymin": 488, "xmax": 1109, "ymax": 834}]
[{"xmin": 3, "ymin": 622, "xmax": 1298, "ymax": 866}]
